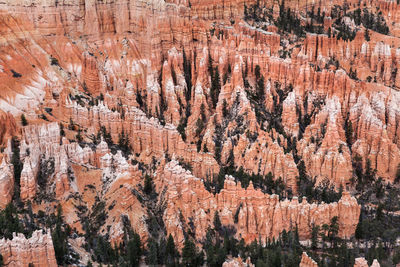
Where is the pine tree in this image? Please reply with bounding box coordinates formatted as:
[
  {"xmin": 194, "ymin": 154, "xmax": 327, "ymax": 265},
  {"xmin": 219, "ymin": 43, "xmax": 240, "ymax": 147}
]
[
  {"xmin": 127, "ymin": 232, "xmax": 142, "ymax": 267},
  {"xmin": 166, "ymin": 234, "xmax": 178, "ymax": 266},
  {"xmin": 211, "ymin": 67, "xmax": 221, "ymax": 108},
  {"xmin": 213, "ymin": 211, "xmax": 222, "ymax": 232},
  {"xmin": 182, "ymin": 238, "xmax": 198, "ymax": 266},
  {"xmin": 256, "ymin": 76, "xmax": 265, "ymax": 100},
  {"xmin": 146, "ymin": 238, "xmax": 159, "ymax": 265},
  {"xmin": 11, "ymin": 137, "xmax": 22, "ymax": 200},
  {"xmin": 364, "ymin": 29, "xmax": 370, "ymax": 41},
  {"xmin": 59, "ymin": 123, "xmax": 65, "ymax": 137},
  {"xmin": 255, "ymin": 65, "xmax": 261, "ymax": 80},
  {"xmin": 76, "ymin": 128, "xmax": 83, "ymax": 143},
  {"xmin": 344, "ymin": 118, "xmax": 353, "ymax": 148},
  {"xmin": 143, "ymin": 174, "xmax": 154, "ymax": 195},
  {"xmin": 52, "ymin": 204, "xmax": 68, "ymax": 265},
  {"xmin": 328, "ymin": 216, "xmax": 339, "ymax": 248},
  {"xmin": 311, "ymin": 224, "xmax": 320, "ymax": 250},
  {"xmin": 21, "ymin": 114, "xmax": 28, "ymax": 126}
]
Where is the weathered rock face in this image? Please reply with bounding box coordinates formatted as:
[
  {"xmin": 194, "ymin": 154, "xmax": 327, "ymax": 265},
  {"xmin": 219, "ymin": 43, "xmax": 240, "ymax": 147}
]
[
  {"xmin": 0, "ymin": 113, "xmax": 17, "ymax": 147},
  {"xmin": 160, "ymin": 160, "xmax": 360, "ymax": 246},
  {"xmin": 222, "ymin": 257, "xmax": 254, "ymax": 267},
  {"xmin": 15, "ymin": 122, "xmax": 149, "ymax": 244},
  {"xmin": 299, "ymin": 252, "xmax": 318, "ymax": 267},
  {"xmin": 301, "ymin": 254, "xmax": 382, "ymax": 267},
  {"xmin": 0, "ymin": 230, "xmax": 57, "ymax": 267},
  {"xmin": 0, "ymin": 0, "xmax": 397, "ymax": 264},
  {"xmin": 0, "ymin": 0, "xmax": 399, "ymax": 187},
  {"xmin": 353, "ymin": 257, "xmax": 381, "ymax": 267},
  {"xmin": 0, "ymin": 159, "xmax": 14, "ymax": 209}
]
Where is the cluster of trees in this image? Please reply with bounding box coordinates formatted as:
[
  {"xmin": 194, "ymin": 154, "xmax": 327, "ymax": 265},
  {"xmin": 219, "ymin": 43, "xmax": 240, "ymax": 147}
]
[
  {"xmin": 10, "ymin": 137, "xmax": 22, "ymax": 202},
  {"xmin": 243, "ymin": 2, "xmax": 273, "ymax": 23},
  {"xmin": 145, "ymin": 234, "xmax": 180, "ymax": 266},
  {"xmin": 83, "ymin": 228, "xmax": 144, "ymax": 266},
  {"xmin": 195, "ymin": 104, "xmax": 207, "ymax": 152},
  {"xmin": 244, "ymin": 1, "xmax": 335, "ymax": 36},
  {"xmin": 52, "ymin": 205, "xmax": 72, "ymax": 265},
  {"xmin": 209, "ymin": 55, "xmax": 222, "ymax": 109},
  {"xmin": 177, "ymin": 49, "xmax": 193, "ymax": 142},
  {"xmin": 333, "ymin": 18, "xmax": 357, "ymax": 41},
  {"xmin": 297, "ymin": 160, "xmax": 342, "ymax": 203},
  {"xmin": 0, "ymin": 203, "xmax": 24, "ymax": 240},
  {"xmin": 351, "ymin": 166, "xmax": 400, "ymax": 265},
  {"xmin": 117, "ymin": 129, "xmax": 132, "ymax": 157},
  {"xmin": 244, "ymin": 1, "xmax": 306, "ymax": 36},
  {"xmin": 0, "ymin": 202, "xmax": 77, "ymax": 265},
  {"xmin": 350, "ymin": 8, "xmax": 389, "ymax": 35},
  {"xmin": 204, "ymin": 165, "xmax": 290, "ymax": 198},
  {"xmin": 35, "ymin": 156, "xmax": 55, "ymax": 201}
]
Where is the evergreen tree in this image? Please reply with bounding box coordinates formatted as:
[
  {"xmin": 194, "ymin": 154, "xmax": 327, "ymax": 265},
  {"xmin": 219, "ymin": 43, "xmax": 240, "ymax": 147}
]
[
  {"xmin": 182, "ymin": 238, "xmax": 196, "ymax": 266},
  {"xmin": 21, "ymin": 114, "xmax": 28, "ymax": 126},
  {"xmin": 211, "ymin": 67, "xmax": 221, "ymax": 108},
  {"xmin": 52, "ymin": 204, "xmax": 69, "ymax": 265},
  {"xmin": 146, "ymin": 238, "xmax": 159, "ymax": 265},
  {"xmin": 166, "ymin": 234, "xmax": 178, "ymax": 266},
  {"xmin": 11, "ymin": 137, "xmax": 22, "ymax": 201},
  {"xmin": 118, "ymin": 128, "xmax": 131, "ymax": 156},
  {"xmin": 59, "ymin": 123, "xmax": 65, "ymax": 137},
  {"xmin": 311, "ymin": 224, "xmax": 319, "ymax": 250},
  {"xmin": 364, "ymin": 29, "xmax": 370, "ymax": 41},
  {"xmin": 328, "ymin": 216, "xmax": 339, "ymax": 248},
  {"xmin": 213, "ymin": 211, "xmax": 222, "ymax": 232},
  {"xmin": 143, "ymin": 174, "xmax": 154, "ymax": 195},
  {"xmin": 0, "ymin": 203, "xmax": 22, "ymax": 239},
  {"xmin": 256, "ymin": 76, "xmax": 265, "ymax": 100},
  {"xmin": 76, "ymin": 128, "xmax": 83, "ymax": 143},
  {"xmin": 255, "ymin": 65, "xmax": 261, "ymax": 80},
  {"xmin": 344, "ymin": 118, "xmax": 353, "ymax": 148},
  {"xmin": 127, "ymin": 232, "xmax": 142, "ymax": 267}
]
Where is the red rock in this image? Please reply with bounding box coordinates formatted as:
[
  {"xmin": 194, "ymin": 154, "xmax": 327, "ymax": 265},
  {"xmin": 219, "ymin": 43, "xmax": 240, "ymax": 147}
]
[
  {"xmin": 0, "ymin": 230, "xmax": 57, "ymax": 267},
  {"xmin": 160, "ymin": 160, "xmax": 360, "ymax": 246},
  {"xmin": 354, "ymin": 258, "xmax": 381, "ymax": 267},
  {"xmin": 300, "ymin": 252, "xmax": 318, "ymax": 267},
  {"xmin": 0, "ymin": 158, "xmax": 14, "ymax": 209},
  {"xmin": 223, "ymin": 257, "xmax": 254, "ymax": 267}
]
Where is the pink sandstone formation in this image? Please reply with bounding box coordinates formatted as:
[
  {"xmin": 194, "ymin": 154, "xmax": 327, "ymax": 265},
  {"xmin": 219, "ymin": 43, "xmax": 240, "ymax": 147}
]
[
  {"xmin": 299, "ymin": 252, "xmax": 318, "ymax": 267},
  {"xmin": 0, "ymin": 0, "xmax": 398, "ymax": 265},
  {"xmin": 160, "ymin": 160, "xmax": 360, "ymax": 246},
  {"xmin": 0, "ymin": 230, "xmax": 57, "ymax": 267},
  {"xmin": 223, "ymin": 257, "xmax": 254, "ymax": 267},
  {"xmin": 353, "ymin": 257, "xmax": 381, "ymax": 267}
]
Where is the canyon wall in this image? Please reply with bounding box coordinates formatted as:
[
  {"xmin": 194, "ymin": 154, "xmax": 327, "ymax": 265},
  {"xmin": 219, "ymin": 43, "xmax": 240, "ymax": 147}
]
[
  {"xmin": 0, "ymin": 0, "xmax": 398, "ymax": 265},
  {"xmin": 0, "ymin": 230, "xmax": 57, "ymax": 267},
  {"xmin": 160, "ymin": 160, "xmax": 360, "ymax": 246}
]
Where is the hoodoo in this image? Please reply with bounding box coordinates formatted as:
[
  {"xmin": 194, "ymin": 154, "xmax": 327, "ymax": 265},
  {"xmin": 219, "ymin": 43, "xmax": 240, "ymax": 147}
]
[{"xmin": 0, "ymin": 0, "xmax": 398, "ymax": 266}]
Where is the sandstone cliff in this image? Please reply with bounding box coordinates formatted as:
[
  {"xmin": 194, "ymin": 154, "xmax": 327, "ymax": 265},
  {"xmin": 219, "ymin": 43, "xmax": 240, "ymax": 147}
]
[
  {"xmin": 299, "ymin": 252, "xmax": 318, "ymax": 267},
  {"xmin": 0, "ymin": 0, "xmax": 397, "ymax": 265},
  {"xmin": 160, "ymin": 160, "xmax": 360, "ymax": 246},
  {"xmin": 0, "ymin": 230, "xmax": 57, "ymax": 267}
]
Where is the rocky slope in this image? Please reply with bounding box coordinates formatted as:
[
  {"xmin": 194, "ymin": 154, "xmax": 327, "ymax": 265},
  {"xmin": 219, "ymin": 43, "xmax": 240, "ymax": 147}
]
[
  {"xmin": 0, "ymin": 230, "xmax": 57, "ymax": 267},
  {"xmin": 160, "ymin": 160, "xmax": 360, "ymax": 245},
  {"xmin": 0, "ymin": 0, "xmax": 398, "ymax": 265},
  {"xmin": 299, "ymin": 252, "xmax": 318, "ymax": 267}
]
